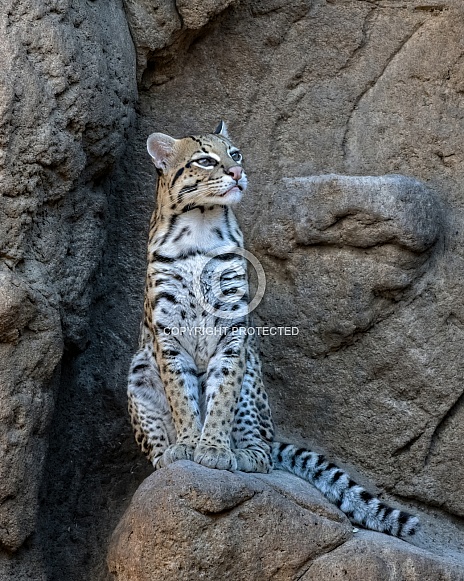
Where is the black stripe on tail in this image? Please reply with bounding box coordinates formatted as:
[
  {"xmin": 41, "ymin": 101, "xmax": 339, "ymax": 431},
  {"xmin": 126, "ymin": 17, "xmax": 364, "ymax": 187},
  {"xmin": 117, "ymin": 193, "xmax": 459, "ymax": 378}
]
[{"xmin": 271, "ymin": 442, "xmax": 419, "ymax": 539}]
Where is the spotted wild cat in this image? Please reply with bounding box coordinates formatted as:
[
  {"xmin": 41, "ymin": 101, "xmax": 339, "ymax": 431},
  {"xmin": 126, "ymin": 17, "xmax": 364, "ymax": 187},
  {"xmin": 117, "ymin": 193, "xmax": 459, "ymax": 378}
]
[{"xmin": 127, "ymin": 122, "xmax": 419, "ymax": 539}]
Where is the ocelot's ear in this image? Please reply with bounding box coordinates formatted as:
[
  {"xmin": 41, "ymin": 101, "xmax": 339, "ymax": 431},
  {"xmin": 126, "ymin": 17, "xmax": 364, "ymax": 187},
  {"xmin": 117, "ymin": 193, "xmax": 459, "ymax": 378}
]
[
  {"xmin": 147, "ymin": 133, "xmax": 178, "ymax": 171},
  {"xmin": 213, "ymin": 120, "xmax": 229, "ymax": 139}
]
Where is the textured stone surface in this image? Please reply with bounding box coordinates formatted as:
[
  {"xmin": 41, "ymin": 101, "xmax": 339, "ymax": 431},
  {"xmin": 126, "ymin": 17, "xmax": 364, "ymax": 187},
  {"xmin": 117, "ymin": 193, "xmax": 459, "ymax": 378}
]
[
  {"xmin": 302, "ymin": 532, "xmax": 464, "ymax": 581},
  {"xmin": 0, "ymin": 267, "xmax": 61, "ymax": 552},
  {"xmin": 108, "ymin": 463, "xmax": 464, "ymax": 581},
  {"xmin": 2, "ymin": 0, "xmax": 464, "ymax": 579},
  {"xmin": 253, "ymin": 174, "xmax": 441, "ymax": 356},
  {"xmin": 0, "ymin": 0, "xmax": 136, "ymax": 576},
  {"xmin": 123, "ymin": 0, "xmax": 238, "ymax": 81},
  {"xmin": 107, "ymin": 462, "xmax": 352, "ymax": 581}
]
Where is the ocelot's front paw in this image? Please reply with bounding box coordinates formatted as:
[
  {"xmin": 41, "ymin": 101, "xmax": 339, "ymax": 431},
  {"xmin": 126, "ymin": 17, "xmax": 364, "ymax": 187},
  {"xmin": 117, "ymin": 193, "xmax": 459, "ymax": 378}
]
[
  {"xmin": 160, "ymin": 443, "xmax": 195, "ymax": 466},
  {"xmin": 194, "ymin": 443, "xmax": 238, "ymax": 471}
]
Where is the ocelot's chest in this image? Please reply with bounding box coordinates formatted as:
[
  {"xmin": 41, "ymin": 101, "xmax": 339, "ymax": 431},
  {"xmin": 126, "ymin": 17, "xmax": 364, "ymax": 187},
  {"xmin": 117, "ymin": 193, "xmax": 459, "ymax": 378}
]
[
  {"xmin": 146, "ymin": 202, "xmax": 248, "ymax": 371},
  {"xmin": 148, "ymin": 252, "xmax": 248, "ymax": 371}
]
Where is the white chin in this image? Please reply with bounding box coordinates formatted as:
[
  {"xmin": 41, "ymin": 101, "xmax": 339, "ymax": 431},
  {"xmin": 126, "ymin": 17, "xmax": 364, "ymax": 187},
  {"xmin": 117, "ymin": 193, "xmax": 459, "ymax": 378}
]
[{"xmin": 216, "ymin": 187, "xmax": 243, "ymax": 204}]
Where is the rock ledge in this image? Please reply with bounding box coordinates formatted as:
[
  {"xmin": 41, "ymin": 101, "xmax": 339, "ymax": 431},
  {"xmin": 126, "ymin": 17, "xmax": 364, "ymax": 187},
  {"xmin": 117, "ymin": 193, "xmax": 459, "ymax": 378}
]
[{"xmin": 107, "ymin": 462, "xmax": 464, "ymax": 580}]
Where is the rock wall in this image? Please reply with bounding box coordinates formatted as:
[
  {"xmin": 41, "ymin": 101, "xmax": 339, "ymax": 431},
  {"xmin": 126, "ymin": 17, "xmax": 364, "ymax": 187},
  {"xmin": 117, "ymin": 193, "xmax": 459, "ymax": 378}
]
[
  {"xmin": 0, "ymin": 0, "xmax": 136, "ymax": 578},
  {"xmin": 1, "ymin": 0, "xmax": 464, "ymax": 579}
]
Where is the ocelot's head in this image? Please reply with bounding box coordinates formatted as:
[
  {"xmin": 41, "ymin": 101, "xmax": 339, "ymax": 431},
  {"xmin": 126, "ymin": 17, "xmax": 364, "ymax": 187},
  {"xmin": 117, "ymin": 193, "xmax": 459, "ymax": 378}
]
[{"xmin": 147, "ymin": 122, "xmax": 247, "ymax": 209}]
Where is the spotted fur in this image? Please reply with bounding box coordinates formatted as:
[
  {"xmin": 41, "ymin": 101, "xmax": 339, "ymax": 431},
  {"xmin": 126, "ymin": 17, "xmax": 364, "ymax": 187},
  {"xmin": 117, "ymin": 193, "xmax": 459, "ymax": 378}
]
[{"xmin": 127, "ymin": 122, "xmax": 419, "ymax": 539}]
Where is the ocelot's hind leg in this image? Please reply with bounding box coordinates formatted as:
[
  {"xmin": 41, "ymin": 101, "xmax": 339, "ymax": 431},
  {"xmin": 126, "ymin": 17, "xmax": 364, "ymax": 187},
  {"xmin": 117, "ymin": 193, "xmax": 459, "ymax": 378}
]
[{"xmin": 127, "ymin": 344, "xmax": 176, "ymax": 469}]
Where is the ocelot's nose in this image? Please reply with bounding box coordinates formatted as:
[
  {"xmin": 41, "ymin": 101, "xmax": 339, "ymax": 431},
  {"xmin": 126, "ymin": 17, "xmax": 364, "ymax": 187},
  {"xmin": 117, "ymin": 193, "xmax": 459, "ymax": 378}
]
[{"xmin": 228, "ymin": 166, "xmax": 242, "ymax": 181}]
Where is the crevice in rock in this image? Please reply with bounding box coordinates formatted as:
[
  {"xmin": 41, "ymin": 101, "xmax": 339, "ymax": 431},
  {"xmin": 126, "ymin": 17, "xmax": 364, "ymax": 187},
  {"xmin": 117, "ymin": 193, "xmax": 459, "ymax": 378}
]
[
  {"xmin": 338, "ymin": 4, "xmax": 378, "ymax": 72},
  {"xmin": 341, "ymin": 18, "xmax": 428, "ymax": 159},
  {"xmin": 392, "ymin": 430, "xmax": 426, "ymax": 457},
  {"xmin": 424, "ymin": 388, "xmax": 464, "ymax": 466}
]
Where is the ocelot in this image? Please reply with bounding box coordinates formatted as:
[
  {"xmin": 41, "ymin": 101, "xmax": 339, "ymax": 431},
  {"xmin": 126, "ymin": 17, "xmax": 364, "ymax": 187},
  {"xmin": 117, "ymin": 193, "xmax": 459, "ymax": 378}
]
[{"xmin": 127, "ymin": 122, "xmax": 419, "ymax": 539}]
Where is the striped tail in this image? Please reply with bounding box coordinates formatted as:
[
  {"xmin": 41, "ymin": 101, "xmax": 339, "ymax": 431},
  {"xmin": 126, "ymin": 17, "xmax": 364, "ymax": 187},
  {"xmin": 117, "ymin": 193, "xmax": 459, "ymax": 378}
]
[{"xmin": 272, "ymin": 442, "xmax": 419, "ymax": 539}]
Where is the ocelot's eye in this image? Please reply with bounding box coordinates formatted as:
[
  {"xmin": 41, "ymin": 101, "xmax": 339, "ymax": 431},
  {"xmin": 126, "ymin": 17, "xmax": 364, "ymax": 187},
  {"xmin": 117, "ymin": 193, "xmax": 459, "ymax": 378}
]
[
  {"xmin": 230, "ymin": 150, "xmax": 242, "ymax": 163},
  {"xmin": 193, "ymin": 157, "xmax": 218, "ymax": 168}
]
